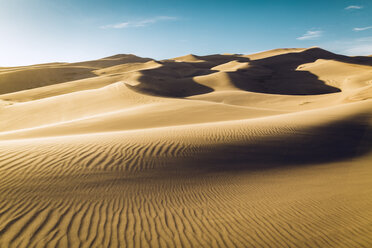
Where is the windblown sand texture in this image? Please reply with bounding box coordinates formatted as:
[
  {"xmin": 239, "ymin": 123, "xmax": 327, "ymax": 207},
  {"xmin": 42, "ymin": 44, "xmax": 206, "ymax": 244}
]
[{"xmin": 0, "ymin": 48, "xmax": 371, "ymax": 247}]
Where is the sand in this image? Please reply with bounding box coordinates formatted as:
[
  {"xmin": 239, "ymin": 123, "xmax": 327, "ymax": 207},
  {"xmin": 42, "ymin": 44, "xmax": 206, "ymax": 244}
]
[{"xmin": 0, "ymin": 47, "xmax": 371, "ymax": 247}]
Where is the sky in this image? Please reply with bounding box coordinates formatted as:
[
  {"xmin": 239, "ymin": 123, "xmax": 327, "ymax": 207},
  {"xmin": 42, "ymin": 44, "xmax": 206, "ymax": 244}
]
[{"xmin": 0, "ymin": 0, "xmax": 371, "ymax": 66}]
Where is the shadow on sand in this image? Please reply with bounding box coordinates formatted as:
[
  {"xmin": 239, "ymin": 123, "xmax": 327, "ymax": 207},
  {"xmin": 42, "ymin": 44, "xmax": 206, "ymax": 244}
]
[
  {"xmin": 128, "ymin": 47, "xmax": 372, "ymax": 97},
  {"xmin": 144, "ymin": 113, "xmax": 372, "ymax": 175}
]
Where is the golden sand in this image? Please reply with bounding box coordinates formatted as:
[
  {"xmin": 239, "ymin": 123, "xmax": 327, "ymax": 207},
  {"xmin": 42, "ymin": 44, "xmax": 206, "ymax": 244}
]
[{"xmin": 0, "ymin": 48, "xmax": 371, "ymax": 247}]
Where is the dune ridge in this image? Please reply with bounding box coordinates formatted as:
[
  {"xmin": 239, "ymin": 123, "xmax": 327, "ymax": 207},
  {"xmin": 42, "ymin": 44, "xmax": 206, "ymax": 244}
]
[{"xmin": 0, "ymin": 47, "xmax": 371, "ymax": 247}]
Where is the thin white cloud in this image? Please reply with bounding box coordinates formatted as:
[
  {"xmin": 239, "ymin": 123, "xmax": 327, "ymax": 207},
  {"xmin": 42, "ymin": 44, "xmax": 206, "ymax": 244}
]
[
  {"xmin": 344, "ymin": 44, "xmax": 372, "ymax": 55},
  {"xmin": 345, "ymin": 5, "xmax": 363, "ymax": 10},
  {"xmin": 355, "ymin": 37, "xmax": 372, "ymax": 42},
  {"xmin": 101, "ymin": 16, "xmax": 177, "ymax": 29},
  {"xmin": 296, "ymin": 30, "xmax": 323, "ymax": 40},
  {"xmin": 322, "ymin": 36, "xmax": 372, "ymax": 56},
  {"xmin": 353, "ymin": 26, "xmax": 372, "ymax": 31}
]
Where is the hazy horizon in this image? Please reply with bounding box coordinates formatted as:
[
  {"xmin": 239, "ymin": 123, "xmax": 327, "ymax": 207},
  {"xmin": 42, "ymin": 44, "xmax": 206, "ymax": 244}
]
[{"xmin": 1, "ymin": 0, "xmax": 372, "ymax": 66}]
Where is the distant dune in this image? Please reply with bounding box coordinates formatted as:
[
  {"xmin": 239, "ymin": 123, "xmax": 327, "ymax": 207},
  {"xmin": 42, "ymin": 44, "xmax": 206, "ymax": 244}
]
[{"xmin": 0, "ymin": 47, "xmax": 371, "ymax": 247}]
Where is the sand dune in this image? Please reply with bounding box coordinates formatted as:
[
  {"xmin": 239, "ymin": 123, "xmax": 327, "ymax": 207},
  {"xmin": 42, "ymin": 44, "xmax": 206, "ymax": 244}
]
[
  {"xmin": 0, "ymin": 54, "xmax": 152, "ymax": 95},
  {"xmin": 0, "ymin": 48, "xmax": 371, "ymax": 247}
]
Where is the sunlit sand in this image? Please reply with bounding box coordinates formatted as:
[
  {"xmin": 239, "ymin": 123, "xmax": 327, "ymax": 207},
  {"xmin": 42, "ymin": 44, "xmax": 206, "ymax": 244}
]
[{"xmin": 0, "ymin": 47, "xmax": 371, "ymax": 247}]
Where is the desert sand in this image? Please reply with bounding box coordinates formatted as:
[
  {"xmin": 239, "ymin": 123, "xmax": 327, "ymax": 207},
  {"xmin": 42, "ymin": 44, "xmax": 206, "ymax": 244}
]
[{"xmin": 0, "ymin": 47, "xmax": 371, "ymax": 247}]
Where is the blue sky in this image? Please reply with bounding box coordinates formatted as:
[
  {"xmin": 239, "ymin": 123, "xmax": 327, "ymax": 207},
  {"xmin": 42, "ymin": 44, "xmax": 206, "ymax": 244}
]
[{"xmin": 0, "ymin": 0, "xmax": 371, "ymax": 66}]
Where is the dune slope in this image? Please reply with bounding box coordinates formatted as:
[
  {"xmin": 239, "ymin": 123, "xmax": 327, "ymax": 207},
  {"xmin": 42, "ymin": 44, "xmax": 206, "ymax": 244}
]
[{"xmin": 0, "ymin": 48, "xmax": 371, "ymax": 247}]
